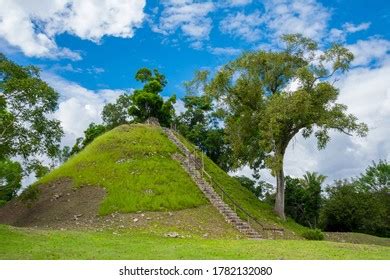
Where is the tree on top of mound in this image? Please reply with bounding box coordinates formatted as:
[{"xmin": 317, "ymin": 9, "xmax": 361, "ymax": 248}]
[{"xmin": 102, "ymin": 68, "xmax": 176, "ymax": 128}]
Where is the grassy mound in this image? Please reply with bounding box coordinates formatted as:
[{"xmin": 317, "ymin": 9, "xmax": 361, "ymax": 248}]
[
  {"xmin": 37, "ymin": 124, "xmax": 206, "ymax": 215},
  {"xmin": 1, "ymin": 225, "xmax": 389, "ymax": 260}
]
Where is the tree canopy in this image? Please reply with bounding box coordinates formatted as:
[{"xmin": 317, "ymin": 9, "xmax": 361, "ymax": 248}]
[
  {"xmin": 102, "ymin": 68, "xmax": 176, "ymax": 128},
  {"xmin": 0, "ymin": 53, "xmax": 63, "ymax": 201},
  {"xmin": 203, "ymin": 34, "xmax": 368, "ymax": 219},
  {"xmin": 174, "ymin": 82, "xmax": 233, "ymax": 171}
]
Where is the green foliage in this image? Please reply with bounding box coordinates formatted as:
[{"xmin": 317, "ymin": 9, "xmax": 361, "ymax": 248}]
[
  {"xmin": 0, "ymin": 159, "xmax": 22, "ymax": 202},
  {"xmin": 102, "ymin": 94, "xmax": 132, "ymax": 129},
  {"xmin": 82, "ymin": 123, "xmax": 107, "ymax": 147},
  {"xmin": 320, "ymin": 179, "xmax": 390, "ymax": 237},
  {"xmin": 234, "ymin": 175, "xmax": 273, "ymax": 199},
  {"xmin": 175, "ymin": 81, "xmax": 232, "ymax": 171},
  {"xmin": 19, "ymin": 184, "xmax": 40, "ymax": 202},
  {"xmin": 0, "ymin": 53, "xmax": 63, "ymax": 168},
  {"xmin": 302, "ymin": 229, "xmax": 324, "ymax": 240},
  {"xmin": 129, "ymin": 68, "xmax": 175, "ymax": 126},
  {"xmin": 59, "ymin": 146, "xmax": 71, "ymax": 163},
  {"xmin": 202, "ymin": 35, "xmax": 367, "ymax": 219},
  {"xmin": 357, "ymin": 160, "xmax": 390, "ymax": 192},
  {"xmin": 26, "ymin": 160, "xmax": 50, "ymax": 179},
  {"xmin": 102, "ymin": 68, "xmax": 176, "ymax": 128},
  {"xmin": 36, "ymin": 124, "xmax": 206, "ymax": 215},
  {"xmin": 285, "ymin": 172, "xmax": 324, "ymax": 228},
  {"xmin": 67, "ymin": 123, "xmax": 108, "ymax": 157}
]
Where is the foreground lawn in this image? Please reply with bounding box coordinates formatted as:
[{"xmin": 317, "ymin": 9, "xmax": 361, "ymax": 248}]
[{"xmin": 1, "ymin": 225, "xmax": 389, "ymax": 260}]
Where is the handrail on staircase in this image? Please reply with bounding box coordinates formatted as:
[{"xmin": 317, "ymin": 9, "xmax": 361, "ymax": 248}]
[{"xmin": 169, "ymin": 128, "xmax": 284, "ymax": 233}]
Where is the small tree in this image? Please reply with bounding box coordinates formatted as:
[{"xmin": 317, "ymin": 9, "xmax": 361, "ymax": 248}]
[
  {"xmin": 102, "ymin": 94, "xmax": 132, "ymax": 129},
  {"xmin": 102, "ymin": 68, "xmax": 176, "ymax": 128},
  {"xmin": 205, "ymin": 34, "xmax": 368, "ymax": 219},
  {"xmin": 129, "ymin": 68, "xmax": 176, "ymax": 126},
  {"xmin": 0, "ymin": 159, "xmax": 22, "ymax": 204},
  {"xmin": 234, "ymin": 175, "xmax": 273, "ymax": 199},
  {"xmin": 285, "ymin": 172, "xmax": 325, "ymax": 228}
]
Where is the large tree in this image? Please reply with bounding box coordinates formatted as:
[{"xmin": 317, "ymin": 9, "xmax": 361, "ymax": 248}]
[
  {"xmin": 205, "ymin": 35, "xmax": 368, "ymax": 219},
  {"xmin": 0, "ymin": 53, "xmax": 63, "ymax": 200}
]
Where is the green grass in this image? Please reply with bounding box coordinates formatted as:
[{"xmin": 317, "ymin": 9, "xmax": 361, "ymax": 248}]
[
  {"xmin": 0, "ymin": 225, "xmax": 388, "ymax": 260},
  {"xmin": 36, "ymin": 124, "xmax": 206, "ymax": 215},
  {"xmin": 175, "ymin": 132, "xmax": 308, "ymax": 237},
  {"xmin": 325, "ymin": 232, "xmax": 390, "ymax": 247}
]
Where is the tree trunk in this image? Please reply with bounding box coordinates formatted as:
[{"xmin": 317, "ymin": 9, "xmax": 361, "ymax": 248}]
[{"xmin": 274, "ymin": 167, "xmax": 286, "ymax": 220}]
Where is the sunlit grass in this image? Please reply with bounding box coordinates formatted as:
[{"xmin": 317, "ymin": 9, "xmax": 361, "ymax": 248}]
[
  {"xmin": 37, "ymin": 124, "xmax": 206, "ymax": 215},
  {"xmin": 1, "ymin": 225, "xmax": 389, "ymax": 260}
]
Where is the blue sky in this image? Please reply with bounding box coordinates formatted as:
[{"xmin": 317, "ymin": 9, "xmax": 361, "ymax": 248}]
[{"xmin": 1, "ymin": 0, "xmax": 389, "ymax": 183}]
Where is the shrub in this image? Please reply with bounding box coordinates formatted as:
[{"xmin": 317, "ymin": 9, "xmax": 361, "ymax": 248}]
[
  {"xmin": 19, "ymin": 185, "xmax": 40, "ymax": 202},
  {"xmin": 320, "ymin": 180, "xmax": 390, "ymax": 237},
  {"xmin": 302, "ymin": 229, "xmax": 324, "ymax": 240}
]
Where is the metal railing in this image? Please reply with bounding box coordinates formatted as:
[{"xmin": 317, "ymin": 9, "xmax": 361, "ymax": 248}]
[{"xmin": 182, "ymin": 137, "xmax": 284, "ymax": 233}]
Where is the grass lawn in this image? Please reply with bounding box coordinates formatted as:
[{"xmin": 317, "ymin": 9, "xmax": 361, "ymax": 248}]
[
  {"xmin": 35, "ymin": 124, "xmax": 206, "ymax": 215},
  {"xmin": 1, "ymin": 225, "xmax": 389, "ymax": 260}
]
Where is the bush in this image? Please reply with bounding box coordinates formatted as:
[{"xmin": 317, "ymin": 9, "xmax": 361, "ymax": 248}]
[
  {"xmin": 19, "ymin": 185, "xmax": 40, "ymax": 202},
  {"xmin": 302, "ymin": 229, "xmax": 324, "ymax": 240},
  {"xmin": 320, "ymin": 180, "xmax": 389, "ymax": 237}
]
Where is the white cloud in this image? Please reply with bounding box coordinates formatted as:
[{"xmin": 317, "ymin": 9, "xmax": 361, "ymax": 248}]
[
  {"xmin": 343, "ymin": 22, "xmax": 371, "ymax": 33},
  {"xmin": 41, "ymin": 72, "xmax": 123, "ymax": 146},
  {"xmin": 329, "ymin": 22, "xmax": 371, "ymax": 42},
  {"xmin": 152, "ymin": 0, "xmax": 215, "ymax": 44},
  {"xmin": 263, "ymin": 0, "xmax": 330, "ymax": 41},
  {"xmin": 224, "ymin": 0, "xmax": 253, "ymax": 7},
  {"xmin": 208, "ymin": 46, "xmax": 242, "ymax": 56},
  {"xmin": 0, "ymin": 0, "xmax": 146, "ymax": 59},
  {"xmin": 347, "ymin": 37, "xmax": 390, "ymax": 66},
  {"xmin": 220, "ymin": 10, "xmax": 263, "ymax": 42},
  {"xmin": 220, "ymin": 0, "xmax": 330, "ymax": 43}
]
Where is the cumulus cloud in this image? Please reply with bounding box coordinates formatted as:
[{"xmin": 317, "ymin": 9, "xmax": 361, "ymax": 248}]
[
  {"xmin": 347, "ymin": 37, "xmax": 390, "ymax": 66},
  {"xmin": 152, "ymin": 0, "xmax": 215, "ymax": 45},
  {"xmin": 219, "ymin": 11, "xmax": 263, "ymax": 42},
  {"xmin": 219, "ymin": 0, "xmax": 330, "ymax": 43},
  {"xmin": 343, "ymin": 22, "xmax": 371, "ymax": 33},
  {"xmin": 329, "ymin": 22, "xmax": 371, "ymax": 42},
  {"xmin": 263, "ymin": 0, "xmax": 330, "ymax": 41},
  {"xmin": 208, "ymin": 46, "xmax": 242, "ymax": 56},
  {"xmin": 0, "ymin": 0, "xmax": 146, "ymax": 59},
  {"xmin": 223, "ymin": 0, "xmax": 253, "ymax": 7},
  {"xmin": 41, "ymin": 72, "xmax": 124, "ymax": 146}
]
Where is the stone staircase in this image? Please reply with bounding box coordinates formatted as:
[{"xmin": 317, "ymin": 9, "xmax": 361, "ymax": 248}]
[{"xmin": 163, "ymin": 128, "xmax": 262, "ymax": 239}]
